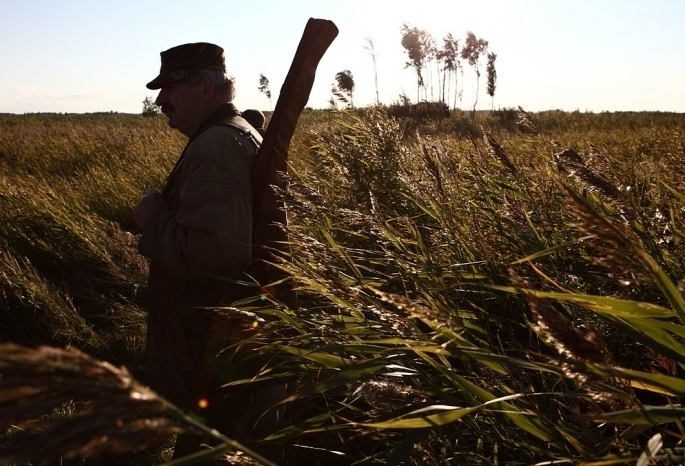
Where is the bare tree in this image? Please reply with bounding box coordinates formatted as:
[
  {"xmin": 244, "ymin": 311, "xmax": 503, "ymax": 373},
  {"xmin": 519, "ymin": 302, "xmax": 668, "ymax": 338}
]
[
  {"xmin": 486, "ymin": 52, "xmax": 497, "ymax": 110},
  {"xmin": 363, "ymin": 38, "xmax": 380, "ymax": 105},
  {"xmin": 461, "ymin": 31, "xmax": 489, "ymax": 112},
  {"xmin": 258, "ymin": 73, "xmax": 272, "ymax": 110}
]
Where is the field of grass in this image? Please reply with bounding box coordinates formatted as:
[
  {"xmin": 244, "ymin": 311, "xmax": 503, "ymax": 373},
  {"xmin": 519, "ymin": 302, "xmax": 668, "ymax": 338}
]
[{"xmin": 1, "ymin": 107, "xmax": 685, "ymax": 465}]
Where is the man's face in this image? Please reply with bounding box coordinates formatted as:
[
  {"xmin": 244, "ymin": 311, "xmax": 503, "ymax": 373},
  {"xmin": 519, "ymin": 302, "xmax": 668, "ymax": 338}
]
[{"xmin": 155, "ymin": 79, "xmax": 205, "ymax": 137}]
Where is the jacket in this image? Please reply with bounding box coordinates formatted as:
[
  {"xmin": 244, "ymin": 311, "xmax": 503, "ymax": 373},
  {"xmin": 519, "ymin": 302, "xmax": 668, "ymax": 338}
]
[{"xmin": 138, "ymin": 104, "xmax": 262, "ymax": 407}]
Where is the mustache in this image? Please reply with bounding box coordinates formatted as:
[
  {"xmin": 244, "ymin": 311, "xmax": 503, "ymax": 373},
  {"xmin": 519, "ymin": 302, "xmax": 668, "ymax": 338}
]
[{"xmin": 160, "ymin": 105, "xmax": 174, "ymax": 114}]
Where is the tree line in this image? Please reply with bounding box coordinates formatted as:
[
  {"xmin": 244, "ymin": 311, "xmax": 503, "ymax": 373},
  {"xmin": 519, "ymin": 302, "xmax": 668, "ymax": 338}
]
[
  {"xmin": 398, "ymin": 25, "xmax": 497, "ymax": 112},
  {"xmin": 254, "ymin": 24, "xmax": 498, "ymax": 112}
]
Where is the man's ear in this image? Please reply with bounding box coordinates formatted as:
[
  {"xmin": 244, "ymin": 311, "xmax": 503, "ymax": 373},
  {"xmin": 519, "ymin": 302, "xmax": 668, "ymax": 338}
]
[{"xmin": 200, "ymin": 76, "xmax": 216, "ymax": 102}]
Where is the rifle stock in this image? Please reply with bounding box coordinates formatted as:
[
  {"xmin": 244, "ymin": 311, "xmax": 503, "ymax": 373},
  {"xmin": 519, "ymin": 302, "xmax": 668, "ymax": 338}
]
[
  {"xmin": 252, "ymin": 18, "xmax": 338, "ymax": 233},
  {"xmin": 249, "ymin": 19, "xmax": 338, "ymax": 304}
]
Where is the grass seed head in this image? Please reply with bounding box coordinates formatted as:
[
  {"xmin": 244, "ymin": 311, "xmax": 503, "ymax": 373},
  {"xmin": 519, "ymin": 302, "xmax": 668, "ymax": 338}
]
[
  {"xmin": 354, "ymin": 380, "xmax": 425, "ymax": 411},
  {"xmin": 516, "ymin": 106, "xmax": 539, "ymax": 134},
  {"xmin": 482, "ymin": 129, "xmax": 517, "ymax": 174},
  {"xmin": 0, "ymin": 344, "xmax": 185, "ymax": 465}
]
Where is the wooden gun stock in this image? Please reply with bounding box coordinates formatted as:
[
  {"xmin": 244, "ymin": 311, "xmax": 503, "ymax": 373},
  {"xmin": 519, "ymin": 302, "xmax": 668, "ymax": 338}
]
[
  {"xmin": 250, "ymin": 19, "xmax": 338, "ymax": 302},
  {"xmin": 252, "ymin": 18, "xmax": 338, "ymax": 237}
]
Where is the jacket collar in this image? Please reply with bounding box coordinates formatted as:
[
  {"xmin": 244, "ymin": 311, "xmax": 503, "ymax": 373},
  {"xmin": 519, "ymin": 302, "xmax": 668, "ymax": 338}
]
[
  {"xmin": 187, "ymin": 103, "xmax": 240, "ymax": 144},
  {"xmin": 162, "ymin": 103, "xmax": 240, "ymax": 196}
]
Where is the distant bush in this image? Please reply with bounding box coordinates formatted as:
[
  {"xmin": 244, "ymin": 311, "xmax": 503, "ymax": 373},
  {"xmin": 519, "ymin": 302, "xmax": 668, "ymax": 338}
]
[
  {"xmin": 141, "ymin": 96, "xmax": 161, "ymax": 117},
  {"xmin": 386, "ymin": 100, "xmax": 449, "ymax": 120},
  {"xmin": 490, "ymin": 106, "xmax": 518, "ymax": 126}
]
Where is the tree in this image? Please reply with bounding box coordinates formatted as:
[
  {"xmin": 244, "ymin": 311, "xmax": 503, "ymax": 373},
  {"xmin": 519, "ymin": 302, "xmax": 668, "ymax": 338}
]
[
  {"xmin": 141, "ymin": 96, "xmax": 160, "ymax": 116},
  {"xmin": 258, "ymin": 73, "xmax": 272, "ymax": 110},
  {"xmin": 486, "ymin": 52, "xmax": 497, "ymax": 110},
  {"xmin": 461, "ymin": 31, "xmax": 489, "ymax": 112},
  {"xmin": 400, "ymin": 23, "xmax": 431, "ymax": 102},
  {"xmin": 363, "ymin": 38, "xmax": 380, "ymax": 105},
  {"xmin": 331, "ymin": 69, "xmax": 355, "ymax": 109},
  {"xmin": 439, "ymin": 33, "xmax": 460, "ymax": 110},
  {"xmin": 425, "ymin": 33, "xmax": 439, "ymax": 102}
]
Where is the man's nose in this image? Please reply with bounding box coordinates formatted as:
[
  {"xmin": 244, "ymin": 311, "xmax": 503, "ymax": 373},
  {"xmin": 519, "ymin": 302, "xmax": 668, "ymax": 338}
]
[{"xmin": 155, "ymin": 91, "xmax": 166, "ymax": 106}]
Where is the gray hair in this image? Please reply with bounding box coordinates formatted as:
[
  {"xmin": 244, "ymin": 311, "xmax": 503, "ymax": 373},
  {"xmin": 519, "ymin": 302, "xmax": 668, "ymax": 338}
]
[{"xmin": 190, "ymin": 69, "xmax": 235, "ymax": 101}]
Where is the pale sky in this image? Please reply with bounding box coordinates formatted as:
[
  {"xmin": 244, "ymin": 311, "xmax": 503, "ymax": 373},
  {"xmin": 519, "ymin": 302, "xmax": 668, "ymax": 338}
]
[{"xmin": 1, "ymin": 0, "xmax": 684, "ymax": 114}]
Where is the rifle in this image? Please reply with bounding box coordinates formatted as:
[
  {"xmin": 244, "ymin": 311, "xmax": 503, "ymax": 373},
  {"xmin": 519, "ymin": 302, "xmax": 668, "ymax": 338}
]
[
  {"xmin": 250, "ymin": 18, "xmax": 339, "ymax": 305},
  {"xmin": 174, "ymin": 18, "xmax": 338, "ymax": 459}
]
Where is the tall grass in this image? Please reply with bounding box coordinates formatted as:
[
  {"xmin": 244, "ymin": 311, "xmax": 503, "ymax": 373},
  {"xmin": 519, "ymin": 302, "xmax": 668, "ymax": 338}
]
[
  {"xmin": 0, "ymin": 114, "xmax": 184, "ymax": 369},
  {"xmin": 1, "ymin": 109, "xmax": 685, "ymax": 464}
]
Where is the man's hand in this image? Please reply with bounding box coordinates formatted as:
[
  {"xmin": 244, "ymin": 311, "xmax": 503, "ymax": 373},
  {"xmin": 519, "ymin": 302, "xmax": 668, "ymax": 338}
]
[{"xmin": 133, "ymin": 189, "xmax": 170, "ymax": 230}]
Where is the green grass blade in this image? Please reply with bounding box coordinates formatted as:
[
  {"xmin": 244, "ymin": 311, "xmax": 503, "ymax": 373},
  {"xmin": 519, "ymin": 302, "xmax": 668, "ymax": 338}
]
[
  {"xmin": 511, "ymin": 236, "xmax": 594, "ymax": 265},
  {"xmin": 414, "ymin": 350, "xmax": 561, "ymax": 446},
  {"xmin": 491, "ymin": 285, "xmax": 675, "ymax": 318},
  {"xmin": 582, "ymin": 363, "xmax": 685, "ymax": 397},
  {"xmin": 282, "ymin": 357, "xmax": 393, "ymax": 403},
  {"xmin": 278, "ymin": 346, "xmax": 356, "ymax": 367},
  {"xmin": 361, "ymin": 405, "xmax": 480, "ymax": 429},
  {"xmin": 587, "ymin": 406, "xmax": 685, "ymax": 425},
  {"xmin": 163, "ymin": 444, "xmax": 235, "ymax": 466}
]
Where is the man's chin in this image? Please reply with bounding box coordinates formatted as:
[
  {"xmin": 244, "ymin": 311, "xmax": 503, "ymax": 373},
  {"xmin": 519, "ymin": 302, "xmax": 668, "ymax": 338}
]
[{"xmin": 164, "ymin": 113, "xmax": 179, "ymax": 128}]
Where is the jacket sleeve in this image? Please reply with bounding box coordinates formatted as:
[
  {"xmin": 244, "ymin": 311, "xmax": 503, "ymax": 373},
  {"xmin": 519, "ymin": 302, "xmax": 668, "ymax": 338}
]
[{"xmin": 138, "ymin": 127, "xmax": 255, "ymax": 281}]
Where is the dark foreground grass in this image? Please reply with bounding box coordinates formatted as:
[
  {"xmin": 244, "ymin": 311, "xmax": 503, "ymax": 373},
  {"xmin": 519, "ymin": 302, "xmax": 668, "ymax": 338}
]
[{"xmin": 1, "ymin": 109, "xmax": 685, "ymax": 464}]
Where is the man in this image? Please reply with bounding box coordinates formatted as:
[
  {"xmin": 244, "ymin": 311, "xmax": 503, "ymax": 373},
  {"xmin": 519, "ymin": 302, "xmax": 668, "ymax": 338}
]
[
  {"xmin": 241, "ymin": 109, "xmax": 267, "ymax": 137},
  {"xmin": 133, "ymin": 43, "xmax": 276, "ymax": 456}
]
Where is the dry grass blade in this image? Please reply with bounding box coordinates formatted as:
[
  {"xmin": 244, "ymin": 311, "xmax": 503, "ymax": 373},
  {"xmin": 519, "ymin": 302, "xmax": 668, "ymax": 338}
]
[
  {"xmin": 509, "ymin": 272, "xmax": 630, "ymax": 405},
  {"xmin": 0, "ymin": 343, "xmax": 184, "ymax": 465},
  {"xmin": 417, "ymin": 136, "xmax": 447, "ymax": 202},
  {"xmin": 516, "ymin": 106, "xmax": 539, "ymax": 134},
  {"xmin": 482, "ymin": 128, "xmax": 518, "ymax": 174},
  {"xmin": 4, "ymin": 416, "xmax": 183, "ymax": 465},
  {"xmin": 561, "ymin": 180, "xmax": 685, "ymax": 325},
  {"xmin": 561, "ymin": 182, "xmax": 646, "ymax": 281},
  {"xmin": 554, "ymin": 148, "xmax": 628, "ymax": 216},
  {"xmin": 510, "ymin": 272, "xmax": 609, "ymax": 366}
]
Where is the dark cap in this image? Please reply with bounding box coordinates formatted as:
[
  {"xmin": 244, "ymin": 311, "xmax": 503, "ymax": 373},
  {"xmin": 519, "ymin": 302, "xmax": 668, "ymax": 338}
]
[{"xmin": 146, "ymin": 42, "xmax": 226, "ymax": 90}]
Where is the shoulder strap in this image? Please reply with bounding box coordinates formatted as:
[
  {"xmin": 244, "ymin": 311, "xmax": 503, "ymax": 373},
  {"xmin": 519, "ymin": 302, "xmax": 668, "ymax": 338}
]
[
  {"xmin": 216, "ymin": 116, "xmax": 263, "ymax": 151},
  {"xmin": 162, "ymin": 116, "xmax": 262, "ymax": 197}
]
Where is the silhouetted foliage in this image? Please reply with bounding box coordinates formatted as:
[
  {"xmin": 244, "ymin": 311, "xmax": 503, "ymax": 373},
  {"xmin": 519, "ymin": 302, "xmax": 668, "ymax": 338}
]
[
  {"xmin": 400, "ymin": 23, "xmax": 432, "ymax": 102},
  {"xmin": 331, "ymin": 70, "xmax": 355, "ymax": 109},
  {"xmin": 438, "ymin": 33, "xmax": 461, "ymax": 110},
  {"xmin": 387, "ymin": 101, "xmax": 449, "ymax": 121},
  {"xmin": 461, "ymin": 31, "xmax": 489, "ymax": 112},
  {"xmin": 258, "ymin": 73, "xmax": 272, "ymax": 110},
  {"xmin": 141, "ymin": 97, "xmax": 160, "ymax": 117},
  {"xmin": 487, "ymin": 52, "xmax": 497, "ymax": 109},
  {"xmin": 424, "ymin": 33, "xmax": 440, "ymax": 102}
]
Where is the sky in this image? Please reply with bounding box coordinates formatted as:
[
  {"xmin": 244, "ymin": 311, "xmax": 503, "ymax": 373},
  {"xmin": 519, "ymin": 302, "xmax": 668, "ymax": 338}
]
[{"xmin": 1, "ymin": 0, "xmax": 684, "ymax": 114}]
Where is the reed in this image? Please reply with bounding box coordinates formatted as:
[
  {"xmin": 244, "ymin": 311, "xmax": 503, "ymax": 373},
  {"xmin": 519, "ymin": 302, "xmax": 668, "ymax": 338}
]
[{"xmin": 1, "ymin": 109, "xmax": 685, "ymax": 464}]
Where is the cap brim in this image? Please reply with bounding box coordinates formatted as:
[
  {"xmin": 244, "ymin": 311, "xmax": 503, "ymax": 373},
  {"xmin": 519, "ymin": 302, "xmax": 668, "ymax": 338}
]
[
  {"xmin": 146, "ymin": 74, "xmax": 173, "ymax": 90},
  {"xmin": 146, "ymin": 79, "xmax": 163, "ymax": 90},
  {"xmin": 146, "ymin": 69, "xmax": 198, "ymax": 90}
]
